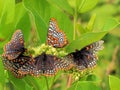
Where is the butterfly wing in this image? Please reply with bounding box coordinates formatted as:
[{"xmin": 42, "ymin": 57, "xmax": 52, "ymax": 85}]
[
  {"xmin": 66, "ymin": 40, "xmax": 104, "ymax": 71},
  {"xmin": 47, "ymin": 18, "xmax": 68, "ymax": 48},
  {"xmin": 33, "ymin": 53, "xmax": 73, "ymax": 76},
  {"xmin": 2, "ymin": 56, "xmax": 28, "ymax": 78},
  {"xmin": 3, "ymin": 30, "xmax": 25, "ymax": 60},
  {"xmin": 2, "ymin": 55, "xmax": 35, "ymax": 78},
  {"xmin": 16, "ymin": 56, "xmax": 37, "ymax": 77}
]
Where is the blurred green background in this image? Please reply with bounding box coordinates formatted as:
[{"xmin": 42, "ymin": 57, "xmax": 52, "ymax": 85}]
[{"xmin": 0, "ymin": 0, "xmax": 120, "ymax": 90}]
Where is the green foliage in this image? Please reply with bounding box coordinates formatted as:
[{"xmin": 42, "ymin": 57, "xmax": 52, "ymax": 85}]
[
  {"xmin": 109, "ymin": 75, "xmax": 120, "ymax": 90},
  {"xmin": 0, "ymin": 0, "xmax": 120, "ymax": 90},
  {"xmin": 68, "ymin": 81, "xmax": 101, "ymax": 90},
  {"xmin": 0, "ymin": 58, "xmax": 5, "ymax": 90},
  {"xmin": 68, "ymin": 0, "xmax": 98, "ymax": 13},
  {"xmin": 66, "ymin": 18, "xmax": 119, "ymax": 53}
]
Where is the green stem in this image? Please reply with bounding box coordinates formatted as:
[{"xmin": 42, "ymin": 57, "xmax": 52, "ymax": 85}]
[
  {"xmin": 45, "ymin": 76, "xmax": 49, "ymax": 90},
  {"xmin": 73, "ymin": 0, "xmax": 77, "ymax": 40}
]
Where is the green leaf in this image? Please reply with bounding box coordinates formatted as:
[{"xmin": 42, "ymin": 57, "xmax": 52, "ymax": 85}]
[
  {"xmin": 14, "ymin": 2, "xmax": 26, "ymax": 26},
  {"xmin": 102, "ymin": 18, "xmax": 119, "ymax": 31},
  {"xmin": 68, "ymin": 81, "xmax": 101, "ymax": 90},
  {"xmin": 0, "ymin": 0, "xmax": 15, "ymax": 24},
  {"xmin": 91, "ymin": 4, "xmax": 116, "ymax": 30},
  {"xmin": 25, "ymin": 83, "xmax": 33, "ymax": 90},
  {"xmin": 24, "ymin": 72, "xmax": 61, "ymax": 90},
  {"xmin": 67, "ymin": 0, "xmax": 75, "ymax": 8},
  {"xmin": 0, "ymin": 0, "xmax": 4, "ymax": 19},
  {"xmin": 77, "ymin": 0, "xmax": 98, "ymax": 13},
  {"xmin": 86, "ymin": 74, "xmax": 99, "ymax": 81},
  {"xmin": 16, "ymin": 13, "xmax": 31, "ymax": 43},
  {"xmin": 109, "ymin": 75, "xmax": 120, "ymax": 90},
  {"xmin": 0, "ymin": 0, "xmax": 15, "ymax": 39},
  {"xmin": 0, "ymin": 1, "xmax": 28, "ymax": 44},
  {"xmin": 9, "ymin": 73, "xmax": 27, "ymax": 90},
  {"xmin": 0, "ymin": 58, "xmax": 5, "ymax": 90},
  {"xmin": 66, "ymin": 18, "xmax": 119, "ymax": 53},
  {"xmin": 24, "ymin": 76, "xmax": 43, "ymax": 90},
  {"xmin": 68, "ymin": 0, "xmax": 98, "ymax": 13},
  {"xmin": 109, "ymin": 27, "xmax": 120, "ymax": 37},
  {"xmin": 86, "ymin": 14, "xmax": 96, "ymax": 32},
  {"xmin": 66, "ymin": 31, "xmax": 106, "ymax": 53},
  {"xmin": 47, "ymin": 0, "xmax": 73, "ymax": 15},
  {"xmin": 76, "ymin": 23, "xmax": 86, "ymax": 35}
]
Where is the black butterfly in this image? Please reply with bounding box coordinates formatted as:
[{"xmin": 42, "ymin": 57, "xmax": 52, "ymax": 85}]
[
  {"xmin": 65, "ymin": 40, "xmax": 104, "ymax": 71},
  {"xmin": 30, "ymin": 53, "xmax": 74, "ymax": 76},
  {"xmin": 2, "ymin": 30, "xmax": 26, "ymax": 60}
]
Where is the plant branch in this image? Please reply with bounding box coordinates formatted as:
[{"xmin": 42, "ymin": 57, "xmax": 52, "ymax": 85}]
[
  {"xmin": 106, "ymin": 45, "xmax": 119, "ymax": 75},
  {"xmin": 73, "ymin": 0, "xmax": 77, "ymax": 40},
  {"xmin": 67, "ymin": 74, "xmax": 73, "ymax": 88}
]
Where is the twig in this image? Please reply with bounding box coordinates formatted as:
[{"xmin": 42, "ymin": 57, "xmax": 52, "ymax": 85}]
[
  {"xmin": 106, "ymin": 45, "xmax": 119, "ymax": 75},
  {"xmin": 67, "ymin": 74, "xmax": 73, "ymax": 88}
]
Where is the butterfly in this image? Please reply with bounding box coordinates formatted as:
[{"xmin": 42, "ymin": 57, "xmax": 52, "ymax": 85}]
[
  {"xmin": 28, "ymin": 53, "xmax": 74, "ymax": 76},
  {"xmin": 2, "ymin": 30, "xmax": 26, "ymax": 60},
  {"xmin": 47, "ymin": 18, "xmax": 68, "ymax": 48},
  {"xmin": 2, "ymin": 55, "xmax": 35, "ymax": 78},
  {"xmin": 65, "ymin": 40, "xmax": 104, "ymax": 71}
]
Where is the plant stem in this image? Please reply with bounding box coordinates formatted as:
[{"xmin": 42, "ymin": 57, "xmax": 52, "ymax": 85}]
[
  {"xmin": 45, "ymin": 76, "xmax": 49, "ymax": 90},
  {"xmin": 67, "ymin": 74, "xmax": 73, "ymax": 88},
  {"xmin": 73, "ymin": 0, "xmax": 77, "ymax": 40}
]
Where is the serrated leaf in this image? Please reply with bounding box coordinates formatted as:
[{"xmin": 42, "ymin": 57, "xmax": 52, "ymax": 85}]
[{"xmin": 109, "ymin": 75, "xmax": 120, "ymax": 90}]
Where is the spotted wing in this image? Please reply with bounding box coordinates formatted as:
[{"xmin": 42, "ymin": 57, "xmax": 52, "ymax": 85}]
[
  {"xmin": 33, "ymin": 53, "xmax": 73, "ymax": 76},
  {"xmin": 2, "ymin": 56, "xmax": 27, "ymax": 78},
  {"xmin": 47, "ymin": 18, "xmax": 68, "ymax": 48},
  {"xmin": 14, "ymin": 56, "xmax": 37, "ymax": 77},
  {"xmin": 3, "ymin": 30, "xmax": 25, "ymax": 60},
  {"xmin": 2, "ymin": 56, "xmax": 34, "ymax": 78},
  {"xmin": 66, "ymin": 40, "xmax": 104, "ymax": 71}
]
